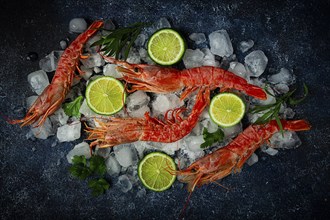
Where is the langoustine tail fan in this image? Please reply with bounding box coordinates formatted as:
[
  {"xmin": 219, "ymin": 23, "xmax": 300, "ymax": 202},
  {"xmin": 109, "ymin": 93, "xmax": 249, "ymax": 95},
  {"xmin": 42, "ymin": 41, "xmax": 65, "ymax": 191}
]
[{"xmin": 9, "ymin": 20, "xmax": 104, "ymax": 127}]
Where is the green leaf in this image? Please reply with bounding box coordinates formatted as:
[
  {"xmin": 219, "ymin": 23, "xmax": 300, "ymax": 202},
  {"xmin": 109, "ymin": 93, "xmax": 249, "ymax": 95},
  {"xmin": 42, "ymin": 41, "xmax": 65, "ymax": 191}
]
[
  {"xmin": 274, "ymin": 114, "xmax": 284, "ymax": 136},
  {"xmin": 71, "ymin": 155, "xmax": 87, "ymax": 166},
  {"xmin": 200, "ymin": 127, "xmax": 224, "ymax": 148},
  {"xmin": 288, "ymin": 83, "xmax": 308, "ymax": 105},
  {"xmin": 88, "ymin": 178, "xmax": 110, "ymax": 196},
  {"xmin": 89, "ymin": 155, "xmax": 107, "ymax": 176},
  {"xmin": 69, "ymin": 164, "xmax": 92, "ymax": 180},
  {"xmin": 63, "ymin": 96, "xmax": 83, "ymax": 117},
  {"xmin": 93, "ymin": 22, "xmax": 148, "ymax": 60}
]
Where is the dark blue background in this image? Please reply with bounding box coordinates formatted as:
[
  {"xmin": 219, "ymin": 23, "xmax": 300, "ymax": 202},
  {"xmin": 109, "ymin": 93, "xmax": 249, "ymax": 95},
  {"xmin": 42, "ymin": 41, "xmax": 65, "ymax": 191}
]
[{"xmin": 0, "ymin": 0, "xmax": 329, "ymax": 219}]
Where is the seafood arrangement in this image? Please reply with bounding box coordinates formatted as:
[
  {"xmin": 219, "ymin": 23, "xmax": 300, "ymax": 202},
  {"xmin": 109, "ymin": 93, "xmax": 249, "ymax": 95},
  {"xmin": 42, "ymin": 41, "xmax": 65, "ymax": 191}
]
[{"xmin": 9, "ymin": 17, "xmax": 311, "ymax": 199}]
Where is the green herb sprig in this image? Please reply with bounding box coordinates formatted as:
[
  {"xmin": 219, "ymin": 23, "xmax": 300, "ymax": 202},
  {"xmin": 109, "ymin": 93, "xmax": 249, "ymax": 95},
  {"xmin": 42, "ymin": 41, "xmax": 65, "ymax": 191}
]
[
  {"xmin": 200, "ymin": 127, "xmax": 224, "ymax": 148},
  {"xmin": 63, "ymin": 96, "xmax": 83, "ymax": 117},
  {"xmin": 69, "ymin": 155, "xmax": 109, "ymax": 196},
  {"xmin": 249, "ymin": 83, "xmax": 308, "ymax": 133},
  {"xmin": 91, "ymin": 22, "xmax": 148, "ymax": 60}
]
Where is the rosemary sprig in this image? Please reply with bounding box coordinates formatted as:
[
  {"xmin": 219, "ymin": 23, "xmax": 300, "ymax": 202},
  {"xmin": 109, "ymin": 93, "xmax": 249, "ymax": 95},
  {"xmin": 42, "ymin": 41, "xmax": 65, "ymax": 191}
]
[
  {"xmin": 91, "ymin": 22, "xmax": 148, "ymax": 60},
  {"xmin": 249, "ymin": 83, "xmax": 308, "ymax": 134}
]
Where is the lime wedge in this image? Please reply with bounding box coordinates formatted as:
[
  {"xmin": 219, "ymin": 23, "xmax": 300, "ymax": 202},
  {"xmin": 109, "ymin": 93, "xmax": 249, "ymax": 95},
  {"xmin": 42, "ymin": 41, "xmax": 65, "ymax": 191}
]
[
  {"xmin": 209, "ymin": 93, "xmax": 245, "ymax": 127},
  {"xmin": 85, "ymin": 76, "xmax": 126, "ymax": 115},
  {"xmin": 138, "ymin": 152, "xmax": 176, "ymax": 192},
  {"xmin": 147, "ymin": 28, "xmax": 186, "ymax": 65}
]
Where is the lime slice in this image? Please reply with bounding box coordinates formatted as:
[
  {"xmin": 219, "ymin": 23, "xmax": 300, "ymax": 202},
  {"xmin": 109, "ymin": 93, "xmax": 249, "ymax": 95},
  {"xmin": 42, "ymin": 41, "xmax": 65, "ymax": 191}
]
[
  {"xmin": 209, "ymin": 93, "xmax": 245, "ymax": 127},
  {"xmin": 85, "ymin": 76, "xmax": 126, "ymax": 115},
  {"xmin": 147, "ymin": 28, "xmax": 186, "ymax": 65},
  {"xmin": 138, "ymin": 152, "xmax": 176, "ymax": 192}
]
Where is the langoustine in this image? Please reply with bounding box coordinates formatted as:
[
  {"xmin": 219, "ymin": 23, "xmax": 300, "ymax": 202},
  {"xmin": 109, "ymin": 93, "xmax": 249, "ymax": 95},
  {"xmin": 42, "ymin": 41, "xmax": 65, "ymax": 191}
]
[
  {"xmin": 10, "ymin": 20, "xmax": 104, "ymax": 127},
  {"xmin": 177, "ymin": 119, "xmax": 311, "ymax": 192},
  {"xmin": 85, "ymin": 88, "xmax": 210, "ymax": 148},
  {"xmin": 102, "ymin": 56, "xmax": 267, "ymax": 101}
]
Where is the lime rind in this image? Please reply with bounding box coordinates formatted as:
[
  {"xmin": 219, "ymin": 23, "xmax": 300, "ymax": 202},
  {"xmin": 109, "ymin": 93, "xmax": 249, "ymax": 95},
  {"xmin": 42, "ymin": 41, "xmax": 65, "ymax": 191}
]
[
  {"xmin": 209, "ymin": 93, "xmax": 246, "ymax": 127},
  {"xmin": 85, "ymin": 76, "xmax": 126, "ymax": 115},
  {"xmin": 138, "ymin": 152, "xmax": 176, "ymax": 192},
  {"xmin": 147, "ymin": 28, "xmax": 186, "ymax": 65}
]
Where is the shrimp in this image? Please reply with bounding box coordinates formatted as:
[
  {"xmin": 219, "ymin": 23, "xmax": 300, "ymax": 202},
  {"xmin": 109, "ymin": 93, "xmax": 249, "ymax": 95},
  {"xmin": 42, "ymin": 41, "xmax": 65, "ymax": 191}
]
[
  {"xmin": 9, "ymin": 20, "xmax": 104, "ymax": 127},
  {"xmin": 102, "ymin": 56, "xmax": 267, "ymax": 101},
  {"xmin": 177, "ymin": 119, "xmax": 311, "ymax": 192},
  {"xmin": 85, "ymin": 88, "xmax": 210, "ymax": 148}
]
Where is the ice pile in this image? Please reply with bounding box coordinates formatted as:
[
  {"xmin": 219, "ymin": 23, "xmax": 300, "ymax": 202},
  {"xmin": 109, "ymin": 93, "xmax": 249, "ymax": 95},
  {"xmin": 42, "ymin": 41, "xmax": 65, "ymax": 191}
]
[{"xmin": 20, "ymin": 18, "xmax": 306, "ymax": 196}]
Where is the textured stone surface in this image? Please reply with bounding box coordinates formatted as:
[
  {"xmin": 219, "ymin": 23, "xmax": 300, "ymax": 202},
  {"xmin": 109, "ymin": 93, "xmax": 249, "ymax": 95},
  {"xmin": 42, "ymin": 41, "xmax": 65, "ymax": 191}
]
[{"xmin": 0, "ymin": 0, "xmax": 329, "ymax": 219}]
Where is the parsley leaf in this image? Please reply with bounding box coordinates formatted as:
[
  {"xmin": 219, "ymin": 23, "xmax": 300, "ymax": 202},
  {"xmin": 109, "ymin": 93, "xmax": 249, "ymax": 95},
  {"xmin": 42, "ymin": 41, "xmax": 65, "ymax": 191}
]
[
  {"xmin": 90, "ymin": 155, "xmax": 107, "ymax": 176},
  {"xmin": 69, "ymin": 155, "xmax": 92, "ymax": 180},
  {"xmin": 200, "ymin": 127, "xmax": 224, "ymax": 148},
  {"xmin": 88, "ymin": 178, "xmax": 110, "ymax": 196},
  {"xmin": 69, "ymin": 155, "xmax": 110, "ymax": 196},
  {"xmin": 63, "ymin": 96, "xmax": 83, "ymax": 117}
]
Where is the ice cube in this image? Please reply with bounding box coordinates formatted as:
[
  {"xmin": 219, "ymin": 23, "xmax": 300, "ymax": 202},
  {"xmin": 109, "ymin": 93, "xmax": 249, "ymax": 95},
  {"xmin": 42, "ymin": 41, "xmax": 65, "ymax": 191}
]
[
  {"xmin": 189, "ymin": 33, "xmax": 206, "ymax": 44},
  {"xmin": 246, "ymin": 153, "xmax": 258, "ymax": 166},
  {"xmin": 223, "ymin": 122, "xmax": 243, "ymax": 139},
  {"xmin": 126, "ymin": 91, "xmax": 150, "ymax": 112},
  {"xmin": 79, "ymin": 99, "xmax": 99, "ymax": 117},
  {"xmin": 274, "ymin": 83, "xmax": 290, "ymax": 94},
  {"xmin": 103, "ymin": 20, "xmax": 116, "ymax": 30},
  {"xmin": 138, "ymin": 48, "xmax": 148, "ymax": 58},
  {"xmin": 182, "ymin": 49, "xmax": 204, "ymax": 69},
  {"xmin": 80, "ymin": 53, "xmax": 105, "ymax": 68},
  {"xmin": 269, "ymin": 131, "xmax": 302, "ymax": 149},
  {"xmin": 80, "ymin": 66, "xmax": 93, "ymax": 80},
  {"xmin": 136, "ymin": 188, "xmax": 146, "ymax": 198},
  {"xmin": 229, "ymin": 61, "xmax": 248, "ymax": 79},
  {"xmin": 69, "ymin": 18, "xmax": 87, "ymax": 33},
  {"xmin": 31, "ymin": 118, "xmax": 54, "ymax": 140},
  {"xmin": 116, "ymin": 175, "xmax": 132, "ymax": 193},
  {"xmin": 200, "ymin": 118, "xmax": 219, "ymax": 133},
  {"xmin": 133, "ymin": 141, "xmax": 146, "ymax": 159},
  {"xmin": 57, "ymin": 122, "xmax": 81, "ymax": 142},
  {"xmin": 134, "ymin": 34, "xmax": 146, "ymax": 47},
  {"xmin": 238, "ymin": 40, "xmax": 254, "ymax": 53},
  {"xmin": 126, "ymin": 47, "xmax": 141, "ymax": 64},
  {"xmin": 66, "ymin": 141, "xmax": 91, "ymax": 164},
  {"xmin": 244, "ymin": 50, "xmax": 268, "ymax": 77},
  {"xmin": 282, "ymin": 107, "xmax": 295, "ymax": 119},
  {"xmin": 26, "ymin": 96, "xmax": 38, "ymax": 108},
  {"xmin": 150, "ymin": 140, "xmax": 181, "ymax": 156},
  {"xmin": 113, "ymin": 144, "xmax": 138, "ymax": 167},
  {"xmin": 184, "ymin": 135, "xmax": 205, "ymax": 152},
  {"xmin": 261, "ymin": 145, "xmax": 278, "ymax": 156},
  {"xmin": 268, "ymin": 68, "xmax": 296, "ymax": 85},
  {"xmin": 209, "ymin": 30, "xmax": 233, "ymax": 57},
  {"xmin": 59, "ymin": 40, "xmax": 67, "ymax": 50},
  {"xmin": 129, "ymin": 105, "xmax": 150, "ymax": 118},
  {"xmin": 39, "ymin": 51, "xmax": 64, "ymax": 72},
  {"xmin": 102, "ymin": 64, "xmax": 122, "ymax": 78},
  {"xmin": 151, "ymin": 94, "xmax": 184, "ymax": 116},
  {"xmin": 201, "ymin": 48, "xmax": 219, "ymax": 67},
  {"xmin": 95, "ymin": 146, "xmax": 111, "ymax": 158},
  {"xmin": 27, "ymin": 70, "xmax": 49, "ymax": 95},
  {"xmin": 105, "ymin": 154, "xmax": 121, "ymax": 176},
  {"xmin": 155, "ymin": 17, "xmax": 171, "ymax": 30},
  {"xmin": 49, "ymin": 108, "xmax": 69, "ymax": 127}
]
